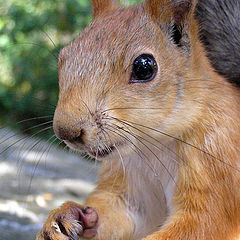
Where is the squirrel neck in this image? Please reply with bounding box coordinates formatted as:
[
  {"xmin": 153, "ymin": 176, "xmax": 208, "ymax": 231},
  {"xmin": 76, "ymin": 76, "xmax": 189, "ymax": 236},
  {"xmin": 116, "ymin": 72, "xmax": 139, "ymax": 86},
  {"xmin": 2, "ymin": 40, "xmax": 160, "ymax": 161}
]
[{"xmin": 174, "ymin": 74, "xmax": 240, "ymax": 239}]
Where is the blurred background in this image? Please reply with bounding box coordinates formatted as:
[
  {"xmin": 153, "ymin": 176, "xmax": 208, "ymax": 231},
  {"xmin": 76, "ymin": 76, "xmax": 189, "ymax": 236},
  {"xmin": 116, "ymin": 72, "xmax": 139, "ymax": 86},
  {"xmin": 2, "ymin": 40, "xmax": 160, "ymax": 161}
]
[
  {"xmin": 0, "ymin": 0, "xmax": 142, "ymax": 132},
  {"xmin": 0, "ymin": 0, "xmax": 142, "ymax": 239}
]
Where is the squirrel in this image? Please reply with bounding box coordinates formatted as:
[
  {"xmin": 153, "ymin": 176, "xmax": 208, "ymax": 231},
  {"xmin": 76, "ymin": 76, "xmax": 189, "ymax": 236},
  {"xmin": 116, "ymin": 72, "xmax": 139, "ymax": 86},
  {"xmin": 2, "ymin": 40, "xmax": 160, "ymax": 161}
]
[{"xmin": 36, "ymin": 0, "xmax": 240, "ymax": 239}]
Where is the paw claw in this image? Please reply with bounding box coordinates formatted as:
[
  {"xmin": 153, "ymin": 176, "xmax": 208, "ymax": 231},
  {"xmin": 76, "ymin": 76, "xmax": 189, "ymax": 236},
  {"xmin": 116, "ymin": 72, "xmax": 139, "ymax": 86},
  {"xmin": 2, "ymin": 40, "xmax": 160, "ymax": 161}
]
[
  {"xmin": 83, "ymin": 206, "xmax": 90, "ymax": 213},
  {"xmin": 51, "ymin": 221, "xmax": 61, "ymax": 233},
  {"xmin": 37, "ymin": 203, "xmax": 98, "ymax": 240}
]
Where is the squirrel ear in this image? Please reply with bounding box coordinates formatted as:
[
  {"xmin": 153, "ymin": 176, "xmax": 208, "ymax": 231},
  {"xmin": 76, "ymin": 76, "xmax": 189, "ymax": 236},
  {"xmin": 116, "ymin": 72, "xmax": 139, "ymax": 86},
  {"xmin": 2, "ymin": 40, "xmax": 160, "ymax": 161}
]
[
  {"xmin": 144, "ymin": 0, "xmax": 196, "ymax": 25},
  {"xmin": 144, "ymin": 0, "xmax": 197, "ymax": 51},
  {"xmin": 91, "ymin": 0, "xmax": 118, "ymax": 17}
]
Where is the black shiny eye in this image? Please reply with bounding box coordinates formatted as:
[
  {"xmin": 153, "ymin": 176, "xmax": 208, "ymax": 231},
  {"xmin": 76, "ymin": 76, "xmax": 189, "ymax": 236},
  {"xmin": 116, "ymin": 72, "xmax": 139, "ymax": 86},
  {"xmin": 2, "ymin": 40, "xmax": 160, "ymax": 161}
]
[{"xmin": 130, "ymin": 54, "xmax": 158, "ymax": 83}]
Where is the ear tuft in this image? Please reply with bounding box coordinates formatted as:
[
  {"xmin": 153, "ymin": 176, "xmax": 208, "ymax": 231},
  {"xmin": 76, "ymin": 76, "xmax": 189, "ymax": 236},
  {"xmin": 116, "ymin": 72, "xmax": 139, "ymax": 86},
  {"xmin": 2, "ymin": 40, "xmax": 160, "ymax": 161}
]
[
  {"xmin": 144, "ymin": 0, "xmax": 197, "ymax": 51},
  {"xmin": 144, "ymin": 0, "xmax": 195, "ymax": 25},
  {"xmin": 91, "ymin": 0, "xmax": 118, "ymax": 17},
  {"xmin": 173, "ymin": 0, "xmax": 193, "ymax": 25}
]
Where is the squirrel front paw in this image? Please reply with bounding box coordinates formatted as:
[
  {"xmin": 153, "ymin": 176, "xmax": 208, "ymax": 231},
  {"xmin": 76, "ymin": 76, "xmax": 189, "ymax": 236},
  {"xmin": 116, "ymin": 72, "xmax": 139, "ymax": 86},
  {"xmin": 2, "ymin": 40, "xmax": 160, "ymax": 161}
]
[{"xmin": 36, "ymin": 201, "xmax": 98, "ymax": 240}]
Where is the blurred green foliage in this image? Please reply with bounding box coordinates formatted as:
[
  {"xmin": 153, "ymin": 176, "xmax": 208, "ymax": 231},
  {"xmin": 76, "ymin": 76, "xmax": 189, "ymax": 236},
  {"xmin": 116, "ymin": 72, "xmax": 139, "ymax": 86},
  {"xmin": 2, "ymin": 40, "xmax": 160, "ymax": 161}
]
[{"xmin": 0, "ymin": 0, "xmax": 142, "ymax": 135}]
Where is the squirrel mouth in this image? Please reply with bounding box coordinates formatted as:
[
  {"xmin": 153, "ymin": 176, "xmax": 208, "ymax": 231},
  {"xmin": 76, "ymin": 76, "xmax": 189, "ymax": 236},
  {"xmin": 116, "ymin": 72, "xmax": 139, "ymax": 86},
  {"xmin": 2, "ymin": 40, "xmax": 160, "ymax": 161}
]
[
  {"xmin": 89, "ymin": 145, "xmax": 115, "ymax": 158},
  {"xmin": 65, "ymin": 140, "xmax": 117, "ymax": 159}
]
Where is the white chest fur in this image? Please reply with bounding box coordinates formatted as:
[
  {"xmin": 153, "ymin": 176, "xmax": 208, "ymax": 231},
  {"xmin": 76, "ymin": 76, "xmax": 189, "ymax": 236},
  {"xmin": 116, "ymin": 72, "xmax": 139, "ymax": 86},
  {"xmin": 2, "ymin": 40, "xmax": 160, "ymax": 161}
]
[{"xmin": 122, "ymin": 141, "xmax": 178, "ymax": 239}]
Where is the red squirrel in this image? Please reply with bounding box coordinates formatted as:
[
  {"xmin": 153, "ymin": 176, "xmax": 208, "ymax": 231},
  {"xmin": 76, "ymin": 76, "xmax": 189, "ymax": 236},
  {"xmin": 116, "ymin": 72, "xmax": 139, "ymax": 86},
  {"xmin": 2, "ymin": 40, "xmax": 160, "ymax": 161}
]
[{"xmin": 36, "ymin": 0, "xmax": 240, "ymax": 239}]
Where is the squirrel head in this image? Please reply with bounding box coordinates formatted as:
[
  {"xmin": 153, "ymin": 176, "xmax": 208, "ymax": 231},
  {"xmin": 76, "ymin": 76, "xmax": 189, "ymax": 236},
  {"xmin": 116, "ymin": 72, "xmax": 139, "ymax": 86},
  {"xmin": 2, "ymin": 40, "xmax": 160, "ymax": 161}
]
[{"xmin": 53, "ymin": 0, "xmax": 210, "ymax": 159}]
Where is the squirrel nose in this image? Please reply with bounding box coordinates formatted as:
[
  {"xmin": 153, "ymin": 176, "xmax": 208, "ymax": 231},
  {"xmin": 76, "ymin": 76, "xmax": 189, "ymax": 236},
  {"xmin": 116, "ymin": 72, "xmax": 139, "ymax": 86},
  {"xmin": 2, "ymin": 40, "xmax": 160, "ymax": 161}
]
[
  {"xmin": 53, "ymin": 113, "xmax": 85, "ymax": 144},
  {"xmin": 69, "ymin": 130, "xmax": 85, "ymax": 144},
  {"xmin": 55, "ymin": 126, "xmax": 85, "ymax": 144}
]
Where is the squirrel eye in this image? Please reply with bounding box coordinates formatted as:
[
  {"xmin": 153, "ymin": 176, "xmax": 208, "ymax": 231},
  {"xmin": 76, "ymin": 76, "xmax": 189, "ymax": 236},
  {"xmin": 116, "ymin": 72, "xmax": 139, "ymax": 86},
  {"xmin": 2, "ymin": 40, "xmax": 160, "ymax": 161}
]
[{"xmin": 130, "ymin": 54, "xmax": 158, "ymax": 83}]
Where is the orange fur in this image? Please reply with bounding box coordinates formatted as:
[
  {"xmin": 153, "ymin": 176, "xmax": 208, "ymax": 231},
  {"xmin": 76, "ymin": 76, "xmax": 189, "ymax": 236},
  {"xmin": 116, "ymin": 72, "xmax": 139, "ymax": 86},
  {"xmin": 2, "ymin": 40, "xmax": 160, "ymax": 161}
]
[
  {"xmin": 91, "ymin": 0, "xmax": 118, "ymax": 17},
  {"xmin": 36, "ymin": 0, "xmax": 240, "ymax": 239}
]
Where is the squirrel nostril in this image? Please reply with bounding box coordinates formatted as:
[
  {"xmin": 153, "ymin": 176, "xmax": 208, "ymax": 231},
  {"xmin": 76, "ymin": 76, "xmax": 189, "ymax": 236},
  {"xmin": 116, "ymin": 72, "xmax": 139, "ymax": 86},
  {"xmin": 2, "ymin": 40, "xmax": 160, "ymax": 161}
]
[
  {"xmin": 68, "ymin": 129, "xmax": 85, "ymax": 144},
  {"xmin": 54, "ymin": 123, "xmax": 85, "ymax": 144}
]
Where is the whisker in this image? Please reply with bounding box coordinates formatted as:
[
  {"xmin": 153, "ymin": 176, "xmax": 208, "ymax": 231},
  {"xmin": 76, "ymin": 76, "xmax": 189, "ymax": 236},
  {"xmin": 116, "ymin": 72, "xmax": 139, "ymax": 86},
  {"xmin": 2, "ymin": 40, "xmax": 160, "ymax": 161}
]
[
  {"xmin": 0, "ymin": 125, "xmax": 53, "ymax": 158},
  {"xmin": 39, "ymin": 134, "xmax": 62, "ymax": 171},
  {"xmin": 105, "ymin": 126, "xmax": 158, "ymax": 176},
  {"xmin": 101, "ymin": 129, "xmax": 126, "ymax": 189},
  {"xmin": 63, "ymin": 143, "xmax": 69, "ymax": 151},
  {"xmin": 108, "ymin": 122, "xmax": 180, "ymax": 165},
  {"xmin": 106, "ymin": 121, "xmax": 212, "ymax": 191},
  {"xmin": 79, "ymin": 94, "xmax": 93, "ymax": 116},
  {"xmin": 105, "ymin": 126, "xmax": 179, "ymax": 203},
  {"xmin": 114, "ymin": 143, "xmax": 126, "ymax": 177},
  {"xmin": 39, "ymin": 29, "xmax": 58, "ymax": 53},
  {"xmin": 15, "ymin": 115, "xmax": 53, "ymax": 125},
  {"xmin": 101, "ymin": 129, "xmax": 124, "ymax": 176},
  {"xmin": 94, "ymin": 137, "xmax": 101, "ymax": 162},
  {"xmin": 4, "ymin": 42, "xmax": 58, "ymax": 61},
  {"xmin": 102, "ymin": 107, "xmax": 169, "ymax": 114},
  {"xmin": 108, "ymin": 117, "xmax": 240, "ymax": 172},
  {"xmin": 28, "ymin": 136, "xmax": 59, "ymax": 193},
  {"xmin": 103, "ymin": 130, "xmax": 137, "ymax": 190},
  {"xmin": 0, "ymin": 120, "xmax": 53, "ymax": 146},
  {"xmin": 107, "ymin": 121, "xmax": 187, "ymax": 167},
  {"xmin": 106, "ymin": 124, "xmax": 178, "ymax": 187},
  {"xmin": 17, "ymin": 134, "xmax": 53, "ymax": 181},
  {"xmin": 16, "ymin": 127, "xmax": 54, "ymax": 167}
]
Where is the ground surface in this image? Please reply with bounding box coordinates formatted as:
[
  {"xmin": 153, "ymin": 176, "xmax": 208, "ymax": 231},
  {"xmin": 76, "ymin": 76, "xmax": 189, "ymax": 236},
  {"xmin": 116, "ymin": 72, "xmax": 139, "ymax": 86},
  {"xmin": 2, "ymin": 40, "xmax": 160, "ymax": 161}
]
[{"xmin": 0, "ymin": 129, "xmax": 98, "ymax": 240}]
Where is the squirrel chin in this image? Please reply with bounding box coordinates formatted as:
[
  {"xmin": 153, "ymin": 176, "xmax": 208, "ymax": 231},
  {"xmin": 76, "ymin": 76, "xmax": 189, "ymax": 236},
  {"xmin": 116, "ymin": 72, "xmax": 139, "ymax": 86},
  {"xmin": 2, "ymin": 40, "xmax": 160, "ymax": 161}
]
[{"xmin": 65, "ymin": 140, "xmax": 127, "ymax": 160}]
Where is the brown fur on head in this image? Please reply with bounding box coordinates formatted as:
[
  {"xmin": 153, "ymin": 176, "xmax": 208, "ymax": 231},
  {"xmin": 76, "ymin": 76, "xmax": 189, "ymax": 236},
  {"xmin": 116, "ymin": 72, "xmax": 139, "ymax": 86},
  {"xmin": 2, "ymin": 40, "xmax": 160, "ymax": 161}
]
[
  {"xmin": 91, "ymin": 0, "xmax": 118, "ymax": 17},
  {"xmin": 54, "ymin": 0, "xmax": 216, "ymax": 159}
]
